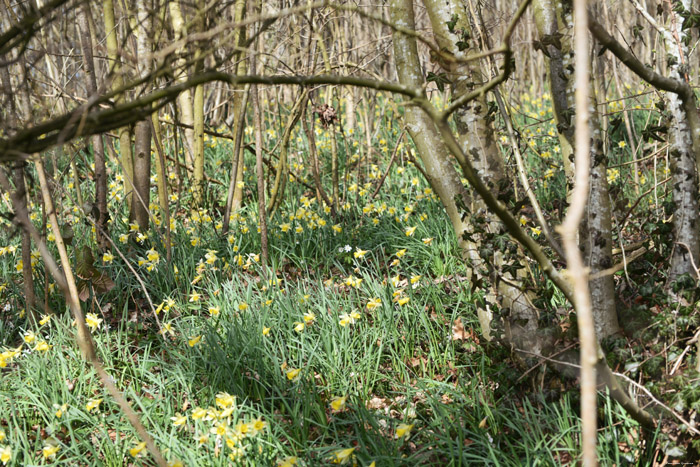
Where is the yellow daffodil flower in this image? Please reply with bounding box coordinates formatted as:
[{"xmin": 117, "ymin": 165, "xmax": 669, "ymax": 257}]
[
  {"xmin": 85, "ymin": 313, "xmax": 102, "ymax": 331},
  {"xmin": 188, "ymin": 335, "xmax": 202, "ymax": 347},
  {"xmin": 396, "ymin": 423, "xmax": 414, "ymax": 439},
  {"xmin": 129, "ymin": 441, "xmax": 146, "ymax": 457},
  {"xmin": 330, "ymin": 447, "xmax": 355, "ymax": 464},
  {"xmin": 85, "ymin": 398, "xmax": 102, "ymax": 412},
  {"xmin": 330, "ymin": 395, "xmax": 347, "ymax": 412}
]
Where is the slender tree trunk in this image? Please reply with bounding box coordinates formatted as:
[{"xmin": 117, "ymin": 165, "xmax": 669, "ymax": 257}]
[
  {"xmin": 77, "ymin": 3, "xmax": 109, "ymax": 251},
  {"xmin": 534, "ymin": 0, "xmax": 620, "ymax": 338},
  {"xmin": 192, "ymin": 0, "xmax": 206, "ymax": 207},
  {"xmin": 169, "ymin": 0, "xmax": 196, "ymax": 164},
  {"xmin": 104, "ymin": 0, "xmax": 134, "ymax": 210},
  {"xmin": 131, "ymin": 0, "xmax": 152, "ymax": 231},
  {"xmin": 251, "ymin": 76, "xmax": 269, "ymax": 268},
  {"xmin": 662, "ymin": 5, "xmax": 700, "ymax": 284},
  {"xmin": 231, "ymin": 0, "xmax": 248, "ymax": 212},
  {"xmin": 418, "ymin": 0, "xmax": 546, "ymax": 353}
]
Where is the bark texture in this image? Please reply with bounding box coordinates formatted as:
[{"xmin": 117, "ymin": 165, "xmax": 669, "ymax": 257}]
[
  {"xmin": 534, "ymin": 0, "xmax": 620, "ymax": 338},
  {"xmin": 131, "ymin": 0, "xmax": 152, "ymax": 231}
]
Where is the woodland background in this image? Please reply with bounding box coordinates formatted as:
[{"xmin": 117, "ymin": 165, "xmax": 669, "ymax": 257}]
[{"xmin": 0, "ymin": 0, "xmax": 700, "ymax": 465}]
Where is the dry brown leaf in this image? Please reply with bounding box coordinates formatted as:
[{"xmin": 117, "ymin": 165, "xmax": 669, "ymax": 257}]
[
  {"xmin": 451, "ymin": 318, "xmax": 469, "ymax": 341},
  {"xmin": 367, "ymin": 396, "xmax": 387, "ymax": 409}
]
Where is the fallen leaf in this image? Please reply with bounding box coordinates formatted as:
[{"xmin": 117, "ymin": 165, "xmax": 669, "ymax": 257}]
[{"xmin": 452, "ymin": 318, "xmax": 469, "ymax": 341}]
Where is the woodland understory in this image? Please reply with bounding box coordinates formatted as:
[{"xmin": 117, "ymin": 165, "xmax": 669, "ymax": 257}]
[{"xmin": 1, "ymin": 0, "xmax": 700, "ymax": 465}]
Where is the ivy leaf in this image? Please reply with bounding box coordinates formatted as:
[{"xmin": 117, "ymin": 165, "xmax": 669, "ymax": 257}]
[
  {"xmin": 446, "ymin": 14, "xmax": 458, "ymax": 33},
  {"xmin": 426, "ymin": 72, "xmax": 450, "ymax": 92},
  {"xmin": 642, "ymin": 124, "xmax": 668, "ymax": 143}
]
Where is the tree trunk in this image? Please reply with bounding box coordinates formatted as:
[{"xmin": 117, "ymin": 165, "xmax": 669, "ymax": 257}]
[
  {"xmin": 663, "ymin": 5, "xmax": 700, "ymax": 285},
  {"xmin": 231, "ymin": 0, "xmax": 248, "ymax": 212},
  {"xmin": 534, "ymin": 0, "xmax": 620, "ymax": 338},
  {"xmin": 131, "ymin": 0, "xmax": 152, "ymax": 231},
  {"xmin": 168, "ymin": 0, "xmax": 196, "ymax": 165},
  {"xmin": 104, "ymin": 0, "xmax": 134, "ymax": 210},
  {"xmin": 77, "ymin": 2, "xmax": 109, "ymax": 251}
]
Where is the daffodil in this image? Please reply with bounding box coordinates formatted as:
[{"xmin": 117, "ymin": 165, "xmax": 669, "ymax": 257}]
[
  {"xmin": 277, "ymin": 457, "xmax": 298, "ymax": 467},
  {"xmin": 262, "ymin": 327, "xmax": 271, "ymax": 336},
  {"xmin": 129, "ymin": 441, "xmax": 146, "ymax": 457},
  {"xmin": 396, "ymin": 423, "xmax": 414, "ymax": 439},
  {"xmin": 353, "ymin": 248, "xmax": 368, "ymax": 258},
  {"xmin": 422, "ymin": 237, "xmax": 433, "ymax": 245},
  {"xmin": 330, "ymin": 395, "xmax": 347, "ymax": 411},
  {"xmin": 405, "ymin": 226, "xmax": 417, "ymax": 236},
  {"xmin": 146, "ymin": 248, "xmax": 160, "ymax": 263},
  {"xmin": 396, "ymin": 296, "xmax": 410, "ymax": 306},
  {"xmin": 23, "ymin": 331, "xmax": 36, "ymax": 344},
  {"xmin": 303, "ymin": 312, "xmax": 316, "ymax": 324},
  {"xmin": 238, "ymin": 302, "xmax": 249, "ymax": 311},
  {"xmin": 294, "ymin": 322, "xmax": 305, "ymax": 333},
  {"xmin": 286, "ymin": 368, "xmax": 301, "ymax": 381},
  {"xmin": 85, "ymin": 398, "xmax": 102, "ymax": 412},
  {"xmin": 330, "ymin": 447, "xmax": 355, "ymax": 464},
  {"xmin": 42, "ymin": 443, "xmax": 60, "ymax": 459},
  {"xmin": 34, "ymin": 340, "xmax": 51, "ymax": 352},
  {"xmin": 208, "ymin": 306, "xmax": 220, "ymax": 317},
  {"xmin": 39, "ymin": 314, "xmax": 51, "ymax": 325},
  {"xmin": 54, "ymin": 403, "xmax": 68, "ymax": 418},
  {"xmin": 171, "ymin": 413, "xmax": 187, "ymax": 427},
  {"xmin": 211, "ymin": 421, "xmax": 228, "ymax": 436},
  {"xmin": 161, "ymin": 322, "xmax": 174, "ymax": 336},
  {"xmin": 188, "ymin": 335, "xmax": 202, "ymax": 347},
  {"xmin": 85, "ymin": 313, "xmax": 102, "ymax": 331},
  {"xmin": 366, "ymin": 298, "xmax": 381, "ymax": 310},
  {"xmin": 216, "ymin": 392, "xmax": 236, "ymax": 409},
  {"xmin": 0, "ymin": 445, "xmax": 11, "ymax": 464},
  {"xmin": 191, "ymin": 407, "xmax": 207, "ymax": 420},
  {"xmin": 251, "ymin": 418, "xmax": 266, "ymax": 432}
]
